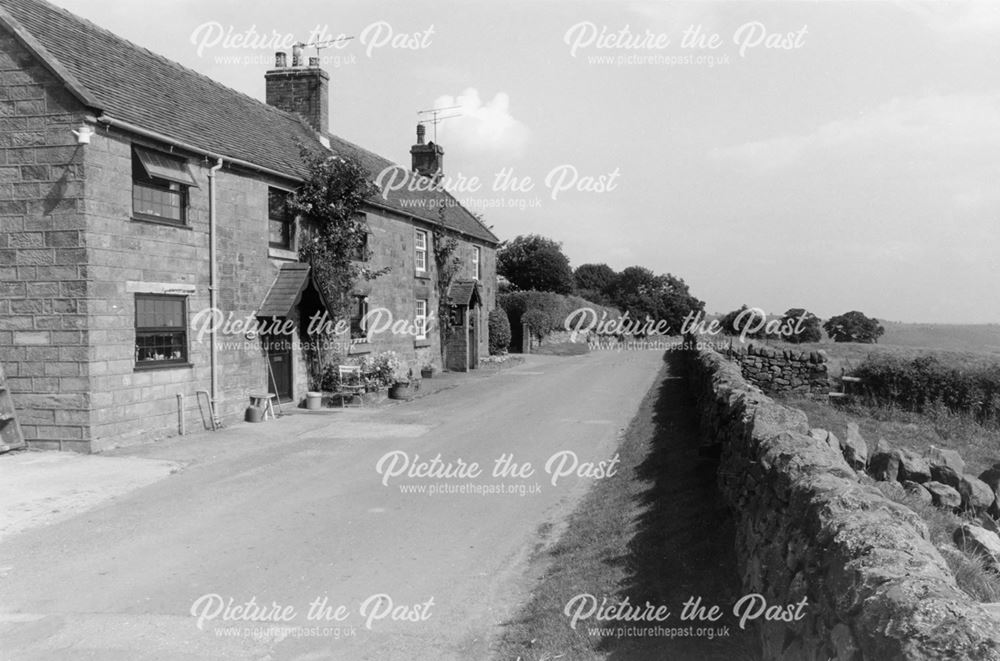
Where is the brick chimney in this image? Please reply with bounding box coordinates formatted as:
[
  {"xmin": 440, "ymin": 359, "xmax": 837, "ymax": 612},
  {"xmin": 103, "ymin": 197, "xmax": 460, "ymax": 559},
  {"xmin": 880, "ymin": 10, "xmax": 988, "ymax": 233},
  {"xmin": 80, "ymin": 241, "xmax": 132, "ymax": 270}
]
[
  {"xmin": 265, "ymin": 46, "xmax": 329, "ymax": 134},
  {"xmin": 410, "ymin": 123, "xmax": 444, "ymax": 182}
]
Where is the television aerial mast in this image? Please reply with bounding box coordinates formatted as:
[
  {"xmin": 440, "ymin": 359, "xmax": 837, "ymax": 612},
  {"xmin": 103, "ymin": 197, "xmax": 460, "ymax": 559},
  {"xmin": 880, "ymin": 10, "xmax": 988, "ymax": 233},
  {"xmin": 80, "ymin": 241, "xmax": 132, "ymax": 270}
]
[{"xmin": 417, "ymin": 105, "xmax": 462, "ymax": 142}]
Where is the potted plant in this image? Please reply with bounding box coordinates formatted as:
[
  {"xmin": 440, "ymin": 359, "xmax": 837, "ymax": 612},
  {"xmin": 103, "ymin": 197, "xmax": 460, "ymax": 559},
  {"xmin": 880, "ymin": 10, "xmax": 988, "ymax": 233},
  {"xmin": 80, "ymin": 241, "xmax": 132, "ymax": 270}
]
[
  {"xmin": 389, "ymin": 367, "xmax": 416, "ymax": 400},
  {"xmin": 420, "ymin": 362, "xmax": 434, "ymax": 379}
]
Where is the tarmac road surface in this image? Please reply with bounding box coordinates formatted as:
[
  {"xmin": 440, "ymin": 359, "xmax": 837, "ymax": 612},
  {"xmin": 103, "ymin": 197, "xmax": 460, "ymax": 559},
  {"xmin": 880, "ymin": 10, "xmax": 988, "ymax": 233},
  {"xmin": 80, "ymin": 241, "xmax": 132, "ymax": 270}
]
[{"xmin": 0, "ymin": 350, "xmax": 664, "ymax": 660}]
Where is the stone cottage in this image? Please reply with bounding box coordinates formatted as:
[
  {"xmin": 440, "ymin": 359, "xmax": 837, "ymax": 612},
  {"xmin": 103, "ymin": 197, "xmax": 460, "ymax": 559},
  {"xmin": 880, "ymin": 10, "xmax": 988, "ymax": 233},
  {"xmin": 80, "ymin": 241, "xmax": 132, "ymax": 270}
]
[{"xmin": 0, "ymin": 0, "xmax": 498, "ymax": 451}]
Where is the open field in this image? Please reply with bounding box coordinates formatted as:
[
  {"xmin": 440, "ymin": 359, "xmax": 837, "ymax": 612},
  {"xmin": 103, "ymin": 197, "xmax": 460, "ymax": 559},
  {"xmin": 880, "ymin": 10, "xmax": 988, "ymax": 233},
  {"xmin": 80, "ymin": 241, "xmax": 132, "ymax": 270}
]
[
  {"xmin": 722, "ymin": 323, "xmax": 1000, "ymax": 380},
  {"xmin": 880, "ymin": 322, "xmax": 1000, "ymax": 354}
]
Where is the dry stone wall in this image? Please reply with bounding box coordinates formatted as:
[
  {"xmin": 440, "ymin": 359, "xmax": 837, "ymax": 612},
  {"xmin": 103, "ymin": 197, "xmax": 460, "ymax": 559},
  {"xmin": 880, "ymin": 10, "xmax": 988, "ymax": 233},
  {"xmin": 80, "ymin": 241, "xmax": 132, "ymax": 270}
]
[
  {"xmin": 686, "ymin": 343, "xmax": 1000, "ymax": 660},
  {"xmin": 724, "ymin": 343, "xmax": 831, "ymax": 395}
]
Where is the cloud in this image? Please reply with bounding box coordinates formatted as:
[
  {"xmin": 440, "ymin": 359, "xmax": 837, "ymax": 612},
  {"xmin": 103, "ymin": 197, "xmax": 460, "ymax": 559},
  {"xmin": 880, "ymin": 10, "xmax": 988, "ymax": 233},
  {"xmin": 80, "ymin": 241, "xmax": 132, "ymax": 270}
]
[
  {"xmin": 896, "ymin": 1, "xmax": 1000, "ymax": 34},
  {"xmin": 430, "ymin": 88, "xmax": 530, "ymax": 158},
  {"xmin": 710, "ymin": 93, "xmax": 1000, "ymax": 179}
]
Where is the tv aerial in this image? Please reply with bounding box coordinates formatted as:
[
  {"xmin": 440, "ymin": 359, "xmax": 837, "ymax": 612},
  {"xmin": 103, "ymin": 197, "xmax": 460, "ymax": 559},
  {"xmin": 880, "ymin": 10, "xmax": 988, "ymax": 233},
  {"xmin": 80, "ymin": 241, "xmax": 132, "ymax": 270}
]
[
  {"xmin": 295, "ymin": 35, "xmax": 355, "ymax": 63},
  {"xmin": 417, "ymin": 105, "xmax": 462, "ymax": 142}
]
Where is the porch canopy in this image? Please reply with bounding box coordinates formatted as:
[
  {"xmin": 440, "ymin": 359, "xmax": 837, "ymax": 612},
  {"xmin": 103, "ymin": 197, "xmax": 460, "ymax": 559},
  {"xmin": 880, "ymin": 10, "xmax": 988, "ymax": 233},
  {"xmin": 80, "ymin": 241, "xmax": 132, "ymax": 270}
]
[
  {"xmin": 257, "ymin": 263, "xmax": 312, "ymax": 318},
  {"xmin": 447, "ymin": 279, "xmax": 482, "ymax": 307}
]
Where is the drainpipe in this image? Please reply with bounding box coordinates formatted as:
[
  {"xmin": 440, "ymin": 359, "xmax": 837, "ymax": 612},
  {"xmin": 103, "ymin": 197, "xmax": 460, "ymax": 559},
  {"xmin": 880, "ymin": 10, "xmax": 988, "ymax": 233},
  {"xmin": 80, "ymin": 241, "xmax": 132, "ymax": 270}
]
[{"xmin": 209, "ymin": 158, "xmax": 224, "ymax": 420}]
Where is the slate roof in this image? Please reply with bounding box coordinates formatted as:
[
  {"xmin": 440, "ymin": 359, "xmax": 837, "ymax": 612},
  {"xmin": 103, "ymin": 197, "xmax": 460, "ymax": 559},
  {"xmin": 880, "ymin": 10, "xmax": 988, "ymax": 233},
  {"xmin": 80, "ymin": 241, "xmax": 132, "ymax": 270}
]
[
  {"xmin": 0, "ymin": 0, "xmax": 498, "ymax": 245},
  {"xmin": 447, "ymin": 280, "xmax": 482, "ymax": 307},
  {"xmin": 257, "ymin": 263, "xmax": 311, "ymax": 318}
]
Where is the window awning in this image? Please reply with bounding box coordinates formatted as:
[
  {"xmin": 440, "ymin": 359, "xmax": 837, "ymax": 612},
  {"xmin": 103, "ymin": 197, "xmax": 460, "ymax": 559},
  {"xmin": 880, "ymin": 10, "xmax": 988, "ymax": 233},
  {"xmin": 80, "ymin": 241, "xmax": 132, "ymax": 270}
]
[
  {"xmin": 447, "ymin": 280, "xmax": 481, "ymax": 307},
  {"xmin": 134, "ymin": 146, "xmax": 198, "ymax": 187},
  {"xmin": 257, "ymin": 263, "xmax": 312, "ymax": 318}
]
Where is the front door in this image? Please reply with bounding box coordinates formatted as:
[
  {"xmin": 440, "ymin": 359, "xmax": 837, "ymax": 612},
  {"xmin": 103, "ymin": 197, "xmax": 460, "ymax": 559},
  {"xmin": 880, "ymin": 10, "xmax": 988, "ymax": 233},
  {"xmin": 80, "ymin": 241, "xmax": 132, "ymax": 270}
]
[{"xmin": 264, "ymin": 333, "xmax": 293, "ymax": 401}]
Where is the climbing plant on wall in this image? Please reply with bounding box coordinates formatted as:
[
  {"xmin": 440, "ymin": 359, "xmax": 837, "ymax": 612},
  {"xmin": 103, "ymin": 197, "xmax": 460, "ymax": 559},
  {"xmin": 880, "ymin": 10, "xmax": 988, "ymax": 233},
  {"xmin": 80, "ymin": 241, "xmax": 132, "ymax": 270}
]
[
  {"xmin": 433, "ymin": 206, "xmax": 464, "ymax": 366},
  {"xmin": 290, "ymin": 148, "xmax": 389, "ymax": 386}
]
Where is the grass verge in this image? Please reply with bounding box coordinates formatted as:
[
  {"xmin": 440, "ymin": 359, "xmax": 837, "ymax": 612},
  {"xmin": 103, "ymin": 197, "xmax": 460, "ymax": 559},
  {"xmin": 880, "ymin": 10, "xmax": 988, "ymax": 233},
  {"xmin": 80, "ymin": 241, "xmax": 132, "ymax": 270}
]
[{"xmin": 492, "ymin": 353, "xmax": 758, "ymax": 661}]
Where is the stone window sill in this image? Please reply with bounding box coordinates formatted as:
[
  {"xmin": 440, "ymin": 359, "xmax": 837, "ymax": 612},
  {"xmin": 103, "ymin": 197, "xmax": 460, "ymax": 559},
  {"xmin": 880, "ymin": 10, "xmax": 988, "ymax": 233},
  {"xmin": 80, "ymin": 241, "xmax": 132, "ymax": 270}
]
[
  {"xmin": 134, "ymin": 362, "xmax": 194, "ymax": 372},
  {"xmin": 348, "ymin": 342, "xmax": 373, "ymax": 355},
  {"xmin": 268, "ymin": 247, "xmax": 298, "ymax": 261},
  {"xmin": 132, "ymin": 215, "xmax": 192, "ymax": 230}
]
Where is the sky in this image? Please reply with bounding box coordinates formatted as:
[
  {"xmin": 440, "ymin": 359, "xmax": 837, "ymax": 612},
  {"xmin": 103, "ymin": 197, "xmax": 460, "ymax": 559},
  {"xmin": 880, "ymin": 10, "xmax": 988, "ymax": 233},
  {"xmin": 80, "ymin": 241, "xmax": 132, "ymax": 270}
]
[{"xmin": 52, "ymin": 0, "xmax": 1000, "ymax": 323}]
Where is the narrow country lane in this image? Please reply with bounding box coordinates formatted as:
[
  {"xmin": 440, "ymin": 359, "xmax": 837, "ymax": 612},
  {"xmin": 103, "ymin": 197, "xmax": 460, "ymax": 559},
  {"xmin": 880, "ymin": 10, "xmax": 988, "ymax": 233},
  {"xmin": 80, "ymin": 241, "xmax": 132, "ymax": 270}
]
[{"xmin": 0, "ymin": 351, "xmax": 663, "ymax": 660}]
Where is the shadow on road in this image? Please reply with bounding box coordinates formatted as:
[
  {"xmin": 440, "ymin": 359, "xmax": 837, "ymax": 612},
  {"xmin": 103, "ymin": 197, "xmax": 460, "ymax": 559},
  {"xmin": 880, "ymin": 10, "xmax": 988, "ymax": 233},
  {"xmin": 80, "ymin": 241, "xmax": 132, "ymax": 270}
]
[{"xmin": 599, "ymin": 352, "xmax": 761, "ymax": 661}]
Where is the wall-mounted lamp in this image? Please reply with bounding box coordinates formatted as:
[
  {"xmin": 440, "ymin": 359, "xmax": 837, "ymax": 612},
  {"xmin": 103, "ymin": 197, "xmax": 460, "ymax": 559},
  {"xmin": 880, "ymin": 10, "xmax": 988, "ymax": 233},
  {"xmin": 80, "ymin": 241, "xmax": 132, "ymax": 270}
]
[{"xmin": 71, "ymin": 125, "xmax": 94, "ymax": 144}]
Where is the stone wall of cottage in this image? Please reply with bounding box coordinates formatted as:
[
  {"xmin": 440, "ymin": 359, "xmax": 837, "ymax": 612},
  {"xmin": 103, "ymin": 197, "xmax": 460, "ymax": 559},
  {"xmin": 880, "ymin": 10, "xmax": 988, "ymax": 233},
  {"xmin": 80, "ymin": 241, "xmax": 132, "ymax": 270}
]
[
  {"xmin": 81, "ymin": 129, "xmax": 308, "ymax": 451},
  {"xmin": 356, "ymin": 211, "xmax": 495, "ymax": 375},
  {"xmin": 0, "ymin": 27, "xmax": 92, "ymax": 451},
  {"xmin": 0, "ymin": 23, "xmax": 496, "ymax": 452},
  {"xmin": 686, "ymin": 342, "xmax": 1000, "ymax": 660},
  {"xmin": 724, "ymin": 342, "xmax": 830, "ymax": 395}
]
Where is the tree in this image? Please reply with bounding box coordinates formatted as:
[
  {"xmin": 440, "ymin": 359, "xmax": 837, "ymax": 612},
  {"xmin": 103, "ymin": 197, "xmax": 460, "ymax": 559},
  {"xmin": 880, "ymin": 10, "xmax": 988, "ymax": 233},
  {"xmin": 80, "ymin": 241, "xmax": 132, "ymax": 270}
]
[
  {"xmin": 497, "ymin": 234, "xmax": 574, "ymax": 294},
  {"xmin": 824, "ymin": 311, "xmax": 885, "ymax": 343},
  {"xmin": 718, "ymin": 304, "xmax": 775, "ymax": 340},
  {"xmin": 573, "ymin": 263, "xmax": 616, "ymax": 304},
  {"xmin": 606, "ymin": 266, "xmax": 704, "ymax": 334},
  {"xmin": 719, "ymin": 305, "xmax": 753, "ymax": 336},
  {"xmin": 782, "ymin": 308, "xmax": 822, "ymax": 344}
]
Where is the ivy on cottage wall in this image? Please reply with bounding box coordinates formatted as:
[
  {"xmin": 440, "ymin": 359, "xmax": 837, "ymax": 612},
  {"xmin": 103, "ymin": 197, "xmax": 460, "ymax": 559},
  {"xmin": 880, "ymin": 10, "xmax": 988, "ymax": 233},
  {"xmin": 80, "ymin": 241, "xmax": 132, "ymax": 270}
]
[
  {"xmin": 290, "ymin": 148, "xmax": 387, "ymax": 317},
  {"xmin": 433, "ymin": 204, "xmax": 464, "ymax": 366},
  {"xmin": 290, "ymin": 148, "xmax": 389, "ymax": 387}
]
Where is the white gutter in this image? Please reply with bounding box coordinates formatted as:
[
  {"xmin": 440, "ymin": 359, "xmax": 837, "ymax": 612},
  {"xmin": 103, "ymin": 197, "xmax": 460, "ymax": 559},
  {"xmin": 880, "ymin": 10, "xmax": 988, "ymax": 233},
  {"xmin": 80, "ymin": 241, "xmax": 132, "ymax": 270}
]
[
  {"xmin": 90, "ymin": 114, "xmax": 303, "ymax": 184},
  {"xmin": 208, "ymin": 158, "xmax": 224, "ymax": 415}
]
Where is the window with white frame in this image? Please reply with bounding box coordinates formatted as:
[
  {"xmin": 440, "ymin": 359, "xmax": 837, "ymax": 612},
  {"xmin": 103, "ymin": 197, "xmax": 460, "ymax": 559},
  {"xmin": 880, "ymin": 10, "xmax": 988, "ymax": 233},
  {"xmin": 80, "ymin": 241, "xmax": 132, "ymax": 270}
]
[
  {"xmin": 415, "ymin": 229, "xmax": 428, "ymax": 273},
  {"xmin": 415, "ymin": 299, "xmax": 428, "ymax": 340},
  {"xmin": 472, "ymin": 246, "xmax": 481, "ymax": 280}
]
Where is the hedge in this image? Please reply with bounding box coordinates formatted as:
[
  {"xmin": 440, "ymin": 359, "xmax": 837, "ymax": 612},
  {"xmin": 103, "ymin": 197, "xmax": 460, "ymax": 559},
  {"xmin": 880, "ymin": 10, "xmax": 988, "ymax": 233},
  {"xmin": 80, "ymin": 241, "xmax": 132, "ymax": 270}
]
[
  {"xmin": 498, "ymin": 290, "xmax": 620, "ymax": 346},
  {"xmin": 851, "ymin": 353, "xmax": 1000, "ymax": 425}
]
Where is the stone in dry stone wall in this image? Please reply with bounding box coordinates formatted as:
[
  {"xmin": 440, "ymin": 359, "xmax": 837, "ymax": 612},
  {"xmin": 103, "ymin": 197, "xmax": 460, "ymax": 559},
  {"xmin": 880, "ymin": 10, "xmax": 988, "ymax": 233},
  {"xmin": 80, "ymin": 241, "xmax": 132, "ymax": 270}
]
[
  {"xmin": 954, "ymin": 524, "xmax": 1000, "ymax": 573},
  {"xmin": 960, "ymin": 475, "xmax": 999, "ymax": 512},
  {"xmin": 898, "ymin": 449, "xmax": 932, "ymax": 483},
  {"xmin": 842, "ymin": 422, "xmax": 869, "ymax": 471},
  {"xmin": 924, "ymin": 481, "xmax": 962, "ymax": 509},
  {"xmin": 869, "ymin": 442, "xmax": 901, "ymax": 482},
  {"xmin": 902, "ymin": 480, "xmax": 933, "ymax": 505},
  {"xmin": 686, "ymin": 343, "xmax": 1000, "ymax": 661}
]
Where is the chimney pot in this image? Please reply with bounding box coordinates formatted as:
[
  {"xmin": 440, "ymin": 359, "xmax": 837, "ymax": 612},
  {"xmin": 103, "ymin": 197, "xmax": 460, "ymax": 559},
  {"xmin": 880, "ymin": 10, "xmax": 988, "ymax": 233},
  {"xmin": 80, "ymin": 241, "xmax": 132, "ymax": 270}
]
[
  {"xmin": 275, "ymin": 51, "xmax": 287, "ymax": 68},
  {"xmin": 265, "ymin": 53, "xmax": 330, "ymax": 134},
  {"xmin": 309, "ymin": 56, "xmax": 320, "ymax": 67},
  {"xmin": 410, "ymin": 124, "xmax": 444, "ymax": 182}
]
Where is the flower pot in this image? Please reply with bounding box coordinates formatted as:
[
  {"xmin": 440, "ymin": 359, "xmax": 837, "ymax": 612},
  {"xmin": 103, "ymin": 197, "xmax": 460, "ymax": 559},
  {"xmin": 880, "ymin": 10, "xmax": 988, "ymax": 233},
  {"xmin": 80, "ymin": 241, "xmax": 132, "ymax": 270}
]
[
  {"xmin": 421, "ymin": 368, "xmax": 433, "ymax": 379},
  {"xmin": 388, "ymin": 382, "xmax": 413, "ymax": 400},
  {"xmin": 305, "ymin": 391, "xmax": 323, "ymax": 410}
]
